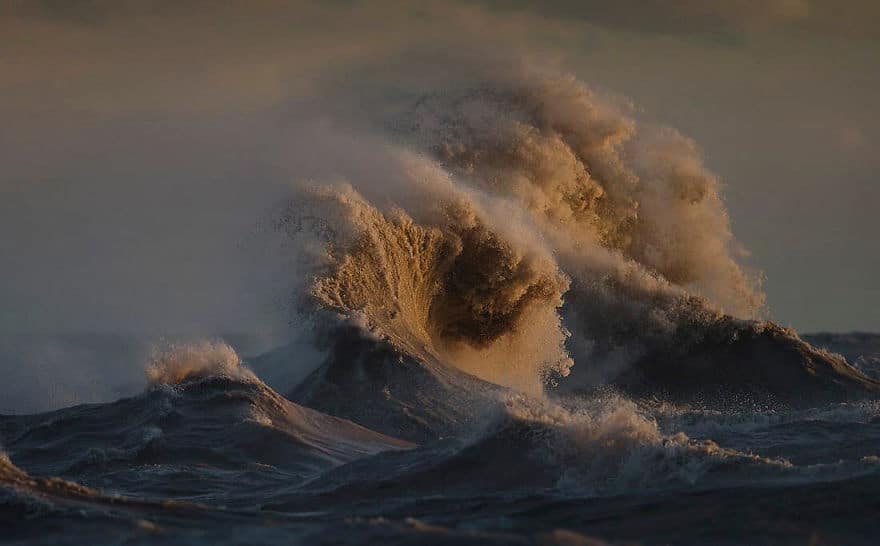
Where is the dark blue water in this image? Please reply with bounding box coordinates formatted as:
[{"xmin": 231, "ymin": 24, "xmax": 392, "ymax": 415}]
[{"xmin": 3, "ymin": 342, "xmax": 880, "ymax": 546}]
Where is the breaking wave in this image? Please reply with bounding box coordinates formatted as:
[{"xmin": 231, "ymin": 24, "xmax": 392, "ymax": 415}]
[
  {"xmin": 277, "ymin": 70, "xmax": 873, "ymax": 401},
  {"xmin": 286, "ymin": 182, "xmax": 572, "ymax": 395}
]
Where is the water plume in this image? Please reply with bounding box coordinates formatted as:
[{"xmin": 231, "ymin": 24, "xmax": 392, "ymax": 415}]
[
  {"xmin": 287, "ymin": 182, "xmax": 572, "ymax": 396},
  {"xmin": 399, "ymin": 74, "xmax": 764, "ymax": 318},
  {"xmin": 274, "ymin": 69, "xmax": 775, "ymax": 394}
]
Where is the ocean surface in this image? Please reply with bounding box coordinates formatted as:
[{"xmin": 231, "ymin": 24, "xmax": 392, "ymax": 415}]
[{"xmin": 2, "ymin": 332, "xmax": 879, "ymax": 546}]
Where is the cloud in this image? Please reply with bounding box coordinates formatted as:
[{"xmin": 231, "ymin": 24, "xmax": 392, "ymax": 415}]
[
  {"xmin": 483, "ymin": 0, "xmax": 879, "ymax": 42},
  {"xmin": 839, "ymin": 126, "xmax": 868, "ymax": 151}
]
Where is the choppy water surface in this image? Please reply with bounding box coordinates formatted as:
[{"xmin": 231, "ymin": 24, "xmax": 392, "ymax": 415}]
[{"xmin": 2, "ymin": 334, "xmax": 880, "ymax": 546}]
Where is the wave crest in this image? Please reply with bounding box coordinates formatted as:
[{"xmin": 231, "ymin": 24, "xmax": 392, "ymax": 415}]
[{"xmin": 145, "ymin": 340, "xmax": 257, "ymax": 386}]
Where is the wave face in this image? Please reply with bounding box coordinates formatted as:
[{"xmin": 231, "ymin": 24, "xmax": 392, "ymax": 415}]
[{"xmin": 289, "ymin": 323, "xmax": 507, "ymax": 443}]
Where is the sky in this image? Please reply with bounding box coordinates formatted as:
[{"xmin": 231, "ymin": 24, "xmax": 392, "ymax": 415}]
[{"xmin": 1, "ymin": 0, "xmax": 878, "ymax": 334}]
